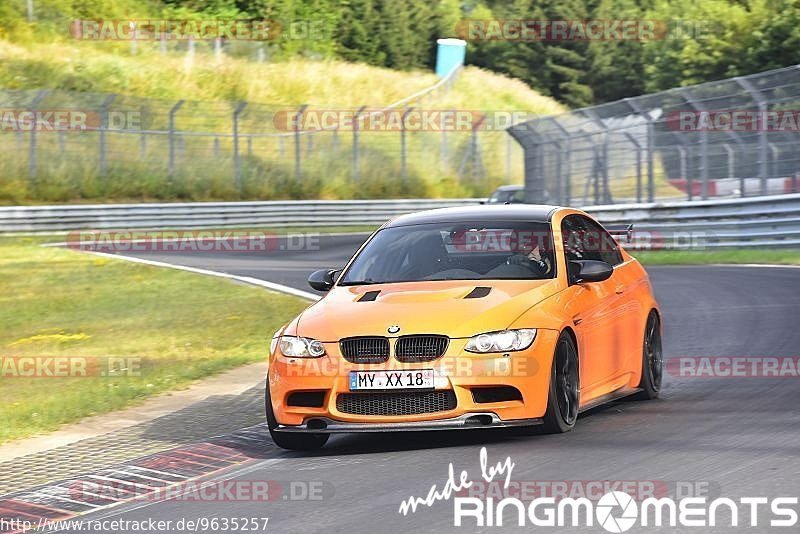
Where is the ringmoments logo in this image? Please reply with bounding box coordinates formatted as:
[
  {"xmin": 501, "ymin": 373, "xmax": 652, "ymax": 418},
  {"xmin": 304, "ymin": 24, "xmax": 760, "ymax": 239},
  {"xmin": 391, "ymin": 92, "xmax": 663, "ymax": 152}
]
[{"xmin": 397, "ymin": 448, "xmax": 799, "ymax": 530}]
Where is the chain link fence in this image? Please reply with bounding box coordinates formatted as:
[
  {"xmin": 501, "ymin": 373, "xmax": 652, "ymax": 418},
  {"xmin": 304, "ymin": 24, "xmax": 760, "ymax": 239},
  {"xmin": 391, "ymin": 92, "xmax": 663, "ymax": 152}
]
[
  {"xmin": 509, "ymin": 64, "xmax": 800, "ymax": 205},
  {"xmin": 0, "ymin": 68, "xmax": 526, "ymax": 202},
  {"xmin": 4, "ymin": 0, "xmax": 320, "ymax": 63}
]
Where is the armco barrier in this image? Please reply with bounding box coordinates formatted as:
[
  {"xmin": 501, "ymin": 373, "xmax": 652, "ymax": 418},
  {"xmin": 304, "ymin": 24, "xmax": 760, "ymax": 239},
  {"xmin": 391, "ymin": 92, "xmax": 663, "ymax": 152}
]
[{"xmin": 2, "ymin": 194, "xmax": 800, "ymax": 249}]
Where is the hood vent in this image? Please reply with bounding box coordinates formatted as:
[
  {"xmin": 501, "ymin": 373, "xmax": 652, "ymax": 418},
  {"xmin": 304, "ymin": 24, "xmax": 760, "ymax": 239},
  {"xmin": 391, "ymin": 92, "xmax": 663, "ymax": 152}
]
[
  {"xmin": 358, "ymin": 290, "xmax": 381, "ymax": 302},
  {"xmin": 464, "ymin": 286, "xmax": 492, "ymax": 299}
]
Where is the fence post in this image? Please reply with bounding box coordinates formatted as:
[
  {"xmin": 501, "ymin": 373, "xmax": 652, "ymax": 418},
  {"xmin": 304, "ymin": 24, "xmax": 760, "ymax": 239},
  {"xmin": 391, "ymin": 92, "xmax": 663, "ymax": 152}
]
[
  {"xmin": 353, "ymin": 106, "xmax": 366, "ymax": 181},
  {"xmin": 624, "ymin": 133, "xmax": 642, "ymax": 204},
  {"xmin": 130, "ymin": 22, "xmax": 137, "ymax": 55},
  {"xmin": 441, "ymin": 129, "xmax": 449, "ymax": 169},
  {"xmin": 98, "ymin": 94, "xmax": 116, "ymax": 178},
  {"xmin": 27, "ymin": 0, "xmax": 34, "ymax": 22},
  {"xmin": 545, "ymin": 118, "xmax": 572, "ymax": 205},
  {"xmin": 233, "ymin": 101, "xmax": 247, "ymax": 193},
  {"xmin": 27, "ymin": 90, "xmax": 49, "ymax": 183},
  {"xmin": 769, "ymin": 143, "xmax": 779, "ymax": 187},
  {"xmin": 551, "ymin": 141, "xmax": 563, "ymax": 204},
  {"xmin": 400, "ymin": 107, "xmax": 414, "ymax": 182},
  {"xmin": 168, "ymin": 99, "xmax": 184, "ymax": 181},
  {"xmin": 465, "ymin": 115, "xmax": 486, "ymax": 182},
  {"xmin": 735, "ymin": 77, "xmax": 768, "ymax": 196},
  {"xmin": 680, "ymin": 146, "xmax": 692, "ymax": 201},
  {"xmin": 626, "ymin": 101, "xmax": 655, "ymax": 202},
  {"xmin": 294, "ymin": 104, "xmax": 307, "ymax": 178},
  {"xmin": 505, "ymin": 135, "xmax": 512, "ymax": 182},
  {"xmin": 601, "ymin": 132, "xmax": 611, "ymax": 203},
  {"xmin": 699, "ymin": 128, "xmax": 709, "ymax": 200}
]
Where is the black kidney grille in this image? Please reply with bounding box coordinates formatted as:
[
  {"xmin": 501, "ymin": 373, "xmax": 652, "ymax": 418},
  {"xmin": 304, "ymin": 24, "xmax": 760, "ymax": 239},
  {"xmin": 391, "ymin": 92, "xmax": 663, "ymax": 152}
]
[
  {"xmin": 340, "ymin": 336, "xmax": 390, "ymax": 363},
  {"xmin": 395, "ymin": 335, "xmax": 449, "ymax": 362},
  {"xmin": 336, "ymin": 390, "xmax": 457, "ymax": 416}
]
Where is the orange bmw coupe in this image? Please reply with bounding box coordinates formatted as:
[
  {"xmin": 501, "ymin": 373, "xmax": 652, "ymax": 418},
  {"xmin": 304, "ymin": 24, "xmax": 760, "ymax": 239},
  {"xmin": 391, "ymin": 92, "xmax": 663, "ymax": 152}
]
[{"xmin": 265, "ymin": 205, "xmax": 662, "ymax": 450}]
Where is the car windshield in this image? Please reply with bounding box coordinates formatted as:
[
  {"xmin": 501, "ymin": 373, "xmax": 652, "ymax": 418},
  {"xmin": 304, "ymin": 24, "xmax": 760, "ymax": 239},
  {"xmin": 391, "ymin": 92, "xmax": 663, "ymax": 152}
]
[
  {"xmin": 339, "ymin": 221, "xmax": 555, "ymax": 285},
  {"xmin": 487, "ymin": 190, "xmax": 514, "ymax": 203}
]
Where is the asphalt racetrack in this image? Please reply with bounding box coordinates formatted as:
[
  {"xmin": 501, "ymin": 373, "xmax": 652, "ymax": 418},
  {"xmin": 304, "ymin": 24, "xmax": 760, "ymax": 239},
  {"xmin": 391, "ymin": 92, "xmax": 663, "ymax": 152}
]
[{"xmin": 62, "ymin": 234, "xmax": 800, "ymax": 532}]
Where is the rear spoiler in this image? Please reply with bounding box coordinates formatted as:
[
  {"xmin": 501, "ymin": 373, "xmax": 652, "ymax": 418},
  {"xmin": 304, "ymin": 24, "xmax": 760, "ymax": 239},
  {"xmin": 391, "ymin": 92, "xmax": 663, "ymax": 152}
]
[{"xmin": 605, "ymin": 224, "xmax": 634, "ymax": 242}]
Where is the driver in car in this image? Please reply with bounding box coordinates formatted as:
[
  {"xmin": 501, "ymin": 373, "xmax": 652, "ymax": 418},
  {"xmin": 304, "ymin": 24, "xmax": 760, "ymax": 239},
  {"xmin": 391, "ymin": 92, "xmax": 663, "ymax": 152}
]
[{"xmin": 506, "ymin": 234, "xmax": 552, "ymax": 275}]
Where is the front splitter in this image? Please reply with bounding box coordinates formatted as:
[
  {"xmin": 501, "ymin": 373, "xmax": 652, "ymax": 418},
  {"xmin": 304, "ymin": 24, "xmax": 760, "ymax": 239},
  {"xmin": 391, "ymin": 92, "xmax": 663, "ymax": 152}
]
[{"xmin": 274, "ymin": 413, "xmax": 543, "ymax": 433}]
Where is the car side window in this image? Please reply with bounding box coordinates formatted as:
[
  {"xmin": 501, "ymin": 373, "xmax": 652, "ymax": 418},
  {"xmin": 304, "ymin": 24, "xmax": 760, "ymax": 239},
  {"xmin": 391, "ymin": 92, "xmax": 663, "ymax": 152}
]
[
  {"xmin": 577, "ymin": 216, "xmax": 624, "ymax": 266},
  {"xmin": 562, "ymin": 215, "xmax": 602, "ymax": 263}
]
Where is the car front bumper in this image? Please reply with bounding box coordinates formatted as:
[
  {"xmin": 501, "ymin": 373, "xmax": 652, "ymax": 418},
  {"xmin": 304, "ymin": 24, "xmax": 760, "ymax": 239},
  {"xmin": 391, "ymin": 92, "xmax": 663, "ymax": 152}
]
[{"xmin": 268, "ymin": 329, "xmax": 559, "ymax": 429}]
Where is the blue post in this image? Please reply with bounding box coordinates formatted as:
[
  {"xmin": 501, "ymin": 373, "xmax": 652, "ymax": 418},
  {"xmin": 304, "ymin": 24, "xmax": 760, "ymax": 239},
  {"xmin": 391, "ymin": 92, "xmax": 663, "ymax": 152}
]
[{"xmin": 435, "ymin": 38, "xmax": 467, "ymax": 78}]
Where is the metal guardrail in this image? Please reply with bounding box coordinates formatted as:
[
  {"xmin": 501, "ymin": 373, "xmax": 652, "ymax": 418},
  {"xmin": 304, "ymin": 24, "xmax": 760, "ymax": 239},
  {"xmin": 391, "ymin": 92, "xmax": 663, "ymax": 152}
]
[
  {"xmin": 0, "ymin": 199, "xmax": 478, "ymax": 232},
  {"xmin": 2, "ymin": 194, "xmax": 800, "ymax": 249},
  {"xmin": 585, "ymin": 193, "xmax": 800, "ymax": 249}
]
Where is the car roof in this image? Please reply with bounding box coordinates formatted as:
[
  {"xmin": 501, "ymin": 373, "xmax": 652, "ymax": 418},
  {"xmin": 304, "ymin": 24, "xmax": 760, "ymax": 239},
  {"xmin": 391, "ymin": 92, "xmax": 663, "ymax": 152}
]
[
  {"xmin": 494, "ymin": 185, "xmax": 523, "ymax": 191},
  {"xmin": 385, "ymin": 205, "xmax": 561, "ymax": 227}
]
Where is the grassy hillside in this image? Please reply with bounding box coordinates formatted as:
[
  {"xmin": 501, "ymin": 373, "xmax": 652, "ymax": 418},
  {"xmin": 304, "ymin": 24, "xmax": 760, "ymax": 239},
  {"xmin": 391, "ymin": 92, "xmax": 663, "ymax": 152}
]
[
  {"xmin": 0, "ymin": 39, "xmax": 561, "ymax": 111},
  {"xmin": 0, "ymin": 36, "xmax": 565, "ymax": 204}
]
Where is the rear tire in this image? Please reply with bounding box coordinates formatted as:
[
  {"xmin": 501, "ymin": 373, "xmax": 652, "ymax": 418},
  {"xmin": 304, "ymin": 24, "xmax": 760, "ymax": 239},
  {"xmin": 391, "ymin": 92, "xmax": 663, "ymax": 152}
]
[
  {"xmin": 541, "ymin": 332, "xmax": 580, "ymax": 434},
  {"xmin": 635, "ymin": 311, "xmax": 663, "ymax": 400},
  {"xmin": 265, "ymin": 382, "xmax": 329, "ymax": 451}
]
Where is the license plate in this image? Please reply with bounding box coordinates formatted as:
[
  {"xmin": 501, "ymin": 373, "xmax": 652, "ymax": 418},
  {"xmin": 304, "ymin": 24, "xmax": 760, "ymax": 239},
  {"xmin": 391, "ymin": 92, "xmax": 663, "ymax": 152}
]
[{"xmin": 349, "ymin": 369, "xmax": 434, "ymax": 391}]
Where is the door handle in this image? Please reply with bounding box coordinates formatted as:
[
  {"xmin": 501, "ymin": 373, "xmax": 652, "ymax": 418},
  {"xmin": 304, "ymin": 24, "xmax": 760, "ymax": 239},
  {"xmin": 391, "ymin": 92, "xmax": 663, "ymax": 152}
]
[{"xmin": 615, "ymin": 285, "xmax": 625, "ymax": 294}]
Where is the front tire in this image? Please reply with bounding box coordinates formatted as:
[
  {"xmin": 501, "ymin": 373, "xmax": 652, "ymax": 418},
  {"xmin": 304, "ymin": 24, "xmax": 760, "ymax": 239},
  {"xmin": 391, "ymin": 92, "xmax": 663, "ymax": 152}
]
[
  {"xmin": 635, "ymin": 311, "xmax": 663, "ymax": 400},
  {"xmin": 541, "ymin": 332, "xmax": 580, "ymax": 434},
  {"xmin": 265, "ymin": 382, "xmax": 329, "ymax": 451}
]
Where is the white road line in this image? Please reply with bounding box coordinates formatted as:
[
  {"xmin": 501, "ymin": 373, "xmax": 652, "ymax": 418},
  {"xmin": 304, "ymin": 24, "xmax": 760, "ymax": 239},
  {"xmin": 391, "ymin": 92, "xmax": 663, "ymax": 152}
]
[
  {"xmin": 71, "ymin": 458, "xmax": 286, "ymax": 522},
  {"xmin": 104, "ymin": 469, "xmax": 173, "ymax": 485},
  {"xmin": 76, "ymin": 250, "xmax": 320, "ymax": 301},
  {"xmin": 40, "ymin": 230, "xmax": 372, "ymax": 247},
  {"xmin": 24, "ymin": 491, "xmax": 102, "ymax": 508},
  {"xmin": 708, "ymin": 263, "xmax": 800, "ymax": 269},
  {"xmin": 123, "ymin": 466, "xmax": 189, "ymax": 480},
  {"xmin": 85, "ymin": 475, "xmax": 155, "ymax": 491}
]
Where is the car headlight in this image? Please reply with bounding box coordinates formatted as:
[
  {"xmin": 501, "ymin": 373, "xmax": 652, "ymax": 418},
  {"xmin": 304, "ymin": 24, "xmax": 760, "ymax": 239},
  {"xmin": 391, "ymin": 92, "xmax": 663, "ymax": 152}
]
[
  {"xmin": 269, "ymin": 329, "xmax": 282, "ymax": 354},
  {"xmin": 279, "ymin": 335, "xmax": 326, "ymax": 358},
  {"xmin": 465, "ymin": 329, "xmax": 537, "ymax": 353}
]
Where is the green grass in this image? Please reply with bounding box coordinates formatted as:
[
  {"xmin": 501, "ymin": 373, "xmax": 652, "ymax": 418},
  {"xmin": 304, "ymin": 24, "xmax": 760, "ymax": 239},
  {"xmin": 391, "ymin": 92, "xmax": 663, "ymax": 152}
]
[
  {"xmin": 0, "ymin": 236, "xmax": 309, "ymax": 443},
  {"xmin": 0, "ymin": 31, "xmax": 567, "ymax": 204},
  {"xmin": 634, "ymin": 248, "xmax": 800, "ymax": 266}
]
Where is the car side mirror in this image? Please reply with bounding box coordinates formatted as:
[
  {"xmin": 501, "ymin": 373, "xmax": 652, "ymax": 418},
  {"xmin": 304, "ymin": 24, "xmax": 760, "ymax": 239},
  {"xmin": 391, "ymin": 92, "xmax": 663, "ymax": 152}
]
[
  {"xmin": 568, "ymin": 260, "xmax": 613, "ymax": 284},
  {"xmin": 308, "ymin": 269, "xmax": 339, "ymax": 292}
]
